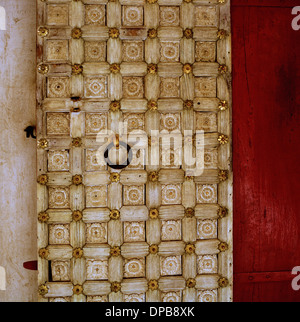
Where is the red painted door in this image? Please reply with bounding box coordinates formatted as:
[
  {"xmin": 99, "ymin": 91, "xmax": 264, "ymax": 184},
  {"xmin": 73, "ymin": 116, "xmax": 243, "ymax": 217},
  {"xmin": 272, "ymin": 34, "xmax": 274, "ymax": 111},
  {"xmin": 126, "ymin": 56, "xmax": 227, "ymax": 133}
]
[{"xmin": 232, "ymin": 0, "xmax": 300, "ymax": 301}]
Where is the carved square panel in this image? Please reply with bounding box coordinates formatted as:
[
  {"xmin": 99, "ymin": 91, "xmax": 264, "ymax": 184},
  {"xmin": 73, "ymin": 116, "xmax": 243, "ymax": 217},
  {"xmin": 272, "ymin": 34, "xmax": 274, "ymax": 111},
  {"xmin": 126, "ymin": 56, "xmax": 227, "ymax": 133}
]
[
  {"xmin": 194, "ymin": 77, "xmax": 217, "ymax": 98},
  {"xmin": 204, "ymin": 149, "xmax": 218, "ymax": 169},
  {"xmin": 85, "ymin": 149, "xmax": 106, "ymax": 171},
  {"xmin": 160, "ymin": 41, "xmax": 180, "ymax": 62},
  {"xmin": 194, "ymin": 6, "xmax": 218, "ymax": 27},
  {"xmin": 123, "ymin": 185, "xmax": 145, "ymax": 206},
  {"xmin": 197, "ymin": 255, "xmax": 218, "ymax": 274},
  {"xmin": 161, "ymin": 148, "xmax": 181, "ymax": 168},
  {"xmin": 47, "ymin": 4, "xmax": 69, "ymax": 26},
  {"xmin": 123, "ymin": 77, "xmax": 144, "ymax": 98},
  {"xmin": 47, "ymin": 77, "xmax": 70, "ymax": 98},
  {"xmin": 123, "ymin": 113, "xmax": 145, "ymax": 132},
  {"xmin": 195, "ymin": 42, "xmax": 216, "ymax": 62},
  {"xmin": 86, "ymin": 223, "xmax": 107, "ymax": 244},
  {"xmin": 196, "ymin": 184, "xmax": 218, "ymax": 204},
  {"xmin": 85, "ymin": 186, "xmax": 107, "ymax": 208},
  {"xmin": 160, "ymin": 77, "xmax": 180, "ymax": 98},
  {"xmin": 160, "ymin": 113, "xmax": 181, "ymax": 133},
  {"xmin": 122, "ymin": 41, "xmax": 144, "ymax": 62},
  {"xmin": 160, "ymin": 6, "xmax": 180, "ymax": 27},
  {"xmin": 51, "ymin": 261, "xmax": 71, "ymax": 282},
  {"xmin": 124, "ymin": 222, "xmax": 145, "ymax": 242},
  {"xmin": 124, "ymin": 294, "xmax": 145, "ymax": 302},
  {"xmin": 84, "ymin": 41, "xmax": 106, "ymax": 62},
  {"xmin": 85, "ymin": 113, "xmax": 108, "ymax": 135},
  {"xmin": 85, "ymin": 5, "xmax": 106, "ymax": 25},
  {"xmin": 122, "ymin": 6, "xmax": 144, "ymax": 27},
  {"xmin": 86, "ymin": 259, "xmax": 108, "ymax": 280},
  {"xmin": 197, "ymin": 219, "xmax": 218, "ymax": 240},
  {"xmin": 162, "ymin": 292, "xmax": 182, "ymax": 302},
  {"xmin": 161, "ymin": 184, "xmax": 182, "ymax": 205},
  {"xmin": 197, "ymin": 290, "xmax": 218, "ymax": 302},
  {"xmin": 195, "ymin": 112, "xmax": 218, "ymax": 132},
  {"xmin": 127, "ymin": 149, "xmax": 146, "ymax": 170},
  {"xmin": 160, "ymin": 256, "xmax": 182, "ymax": 276},
  {"xmin": 50, "ymin": 298, "xmax": 71, "ymax": 303},
  {"xmin": 46, "ymin": 113, "xmax": 70, "ymax": 136},
  {"xmin": 46, "ymin": 40, "xmax": 68, "ymax": 61},
  {"xmin": 48, "ymin": 150, "xmax": 69, "ymax": 172},
  {"xmin": 48, "ymin": 186, "xmax": 70, "ymax": 209},
  {"xmin": 124, "ymin": 258, "xmax": 145, "ymax": 278},
  {"xmin": 161, "ymin": 220, "xmax": 182, "ymax": 241},
  {"xmin": 84, "ymin": 77, "xmax": 108, "ymax": 99},
  {"xmin": 49, "ymin": 224, "xmax": 70, "ymax": 245},
  {"xmin": 87, "ymin": 296, "xmax": 108, "ymax": 302}
]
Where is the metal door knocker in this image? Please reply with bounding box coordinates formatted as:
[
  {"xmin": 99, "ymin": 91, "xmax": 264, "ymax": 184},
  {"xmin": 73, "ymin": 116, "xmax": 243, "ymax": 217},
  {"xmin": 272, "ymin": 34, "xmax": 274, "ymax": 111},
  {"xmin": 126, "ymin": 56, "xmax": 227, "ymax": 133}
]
[{"xmin": 104, "ymin": 135, "xmax": 133, "ymax": 170}]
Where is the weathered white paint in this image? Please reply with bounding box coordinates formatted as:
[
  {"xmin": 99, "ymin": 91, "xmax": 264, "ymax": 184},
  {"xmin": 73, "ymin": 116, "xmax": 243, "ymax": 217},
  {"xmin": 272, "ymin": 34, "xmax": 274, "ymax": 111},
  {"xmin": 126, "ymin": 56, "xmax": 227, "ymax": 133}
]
[{"xmin": 0, "ymin": 0, "xmax": 37, "ymax": 302}]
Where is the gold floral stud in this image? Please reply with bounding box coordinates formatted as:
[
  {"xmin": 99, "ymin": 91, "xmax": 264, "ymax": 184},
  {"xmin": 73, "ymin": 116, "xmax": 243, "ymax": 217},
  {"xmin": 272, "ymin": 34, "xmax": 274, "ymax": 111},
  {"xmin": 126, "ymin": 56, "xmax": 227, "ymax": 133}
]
[
  {"xmin": 38, "ymin": 212, "xmax": 49, "ymax": 223},
  {"xmin": 218, "ymin": 134, "xmax": 229, "ymax": 145},
  {"xmin": 218, "ymin": 206, "xmax": 228, "ymax": 219},
  {"xmin": 148, "ymin": 63, "xmax": 158, "ymax": 74},
  {"xmin": 73, "ymin": 284, "xmax": 83, "ymax": 295},
  {"xmin": 37, "ymin": 174, "xmax": 48, "ymax": 185},
  {"xmin": 110, "ymin": 101, "xmax": 121, "ymax": 111},
  {"xmin": 183, "ymin": 63, "xmax": 193, "ymax": 74},
  {"xmin": 217, "ymin": 29, "xmax": 227, "ymax": 40},
  {"xmin": 218, "ymin": 242, "xmax": 229, "ymax": 252},
  {"xmin": 148, "ymin": 280, "xmax": 159, "ymax": 291},
  {"xmin": 110, "ymin": 246, "xmax": 121, "ymax": 257},
  {"xmin": 110, "ymin": 63, "xmax": 120, "ymax": 74},
  {"xmin": 219, "ymin": 64, "xmax": 228, "ymax": 74},
  {"xmin": 184, "ymin": 100, "xmax": 194, "ymax": 109},
  {"xmin": 72, "ymin": 210, "xmax": 83, "ymax": 222},
  {"xmin": 72, "ymin": 175, "xmax": 82, "ymax": 185},
  {"xmin": 109, "ymin": 28, "xmax": 120, "ymax": 39},
  {"xmin": 149, "ymin": 208, "xmax": 159, "ymax": 219},
  {"xmin": 37, "ymin": 138, "xmax": 48, "ymax": 149},
  {"xmin": 219, "ymin": 170, "xmax": 229, "ymax": 182},
  {"xmin": 111, "ymin": 282, "xmax": 121, "ymax": 293},
  {"xmin": 186, "ymin": 278, "xmax": 196, "ymax": 288},
  {"xmin": 149, "ymin": 171, "xmax": 159, "ymax": 182},
  {"xmin": 218, "ymin": 277, "xmax": 229, "ymax": 288},
  {"xmin": 72, "ymin": 64, "xmax": 83, "ymax": 75},
  {"xmin": 38, "ymin": 64, "xmax": 49, "ymax": 75},
  {"xmin": 185, "ymin": 244, "xmax": 196, "ymax": 254},
  {"xmin": 148, "ymin": 28, "xmax": 157, "ymax": 39},
  {"xmin": 38, "ymin": 284, "xmax": 49, "ymax": 296},
  {"xmin": 110, "ymin": 173, "xmax": 120, "ymax": 182},
  {"xmin": 218, "ymin": 100, "xmax": 228, "ymax": 111},
  {"xmin": 149, "ymin": 244, "xmax": 159, "ymax": 254},
  {"xmin": 185, "ymin": 208, "xmax": 195, "ymax": 218},
  {"xmin": 71, "ymin": 27, "xmax": 82, "ymax": 39},
  {"xmin": 147, "ymin": 100, "xmax": 158, "ymax": 111},
  {"xmin": 39, "ymin": 248, "xmax": 49, "ymax": 259},
  {"xmin": 73, "ymin": 248, "xmax": 83, "ymax": 259},
  {"xmin": 184, "ymin": 28, "xmax": 193, "ymax": 39},
  {"xmin": 38, "ymin": 26, "xmax": 49, "ymax": 38},
  {"xmin": 110, "ymin": 209, "xmax": 120, "ymax": 220},
  {"xmin": 72, "ymin": 137, "xmax": 82, "ymax": 147}
]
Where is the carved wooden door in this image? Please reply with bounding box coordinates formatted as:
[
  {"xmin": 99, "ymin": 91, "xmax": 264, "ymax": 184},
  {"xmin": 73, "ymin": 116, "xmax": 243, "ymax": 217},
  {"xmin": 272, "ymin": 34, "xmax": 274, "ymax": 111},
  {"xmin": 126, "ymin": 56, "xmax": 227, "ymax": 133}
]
[{"xmin": 37, "ymin": 0, "xmax": 232, "ymax": 302}]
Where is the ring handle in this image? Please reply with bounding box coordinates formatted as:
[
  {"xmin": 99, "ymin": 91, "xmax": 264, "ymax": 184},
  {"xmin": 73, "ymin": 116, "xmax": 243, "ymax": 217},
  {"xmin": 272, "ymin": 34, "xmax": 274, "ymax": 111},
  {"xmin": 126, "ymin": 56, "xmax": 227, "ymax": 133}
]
[{"xmin": 104, "ymin": 141, "xmax": 133, "ymax": 170}]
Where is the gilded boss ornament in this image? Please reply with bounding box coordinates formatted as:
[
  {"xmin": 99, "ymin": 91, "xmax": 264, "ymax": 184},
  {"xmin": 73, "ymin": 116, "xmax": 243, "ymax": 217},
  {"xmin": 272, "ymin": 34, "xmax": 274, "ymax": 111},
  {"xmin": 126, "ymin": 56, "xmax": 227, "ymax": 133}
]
[
  {"xmin": 148, "ymin": 29, "xmax": 157, "ymax": 39},
  {"xmin": 148, "ymin": 280, "xmax": 159, "ymax": 291},
  {"xmin": 218, "ymin": 134, "xmax": 229, "ymax": 145},
  {"xmin": 72, "ymin": 175, "xmax": 82, "ymax": 185},
  {"xmin": 72, "ymin": 210, "xmax": 83, "ymax": 222},
  {"xmin": 218, "ymin": 277, "xmax": 229, "ymax": 288},
  {"xmin": 148, "ymin": 64, "xmax": 158, "ymax": 74},
  {"xmin": 37, "ymin": 174, "xmax": 48, "ymax": 185},
  {"xmin": 186, "ymin": 278, "xmax": 196, "ymax": 288},
  {"xmin": 110, "ymin": 101, "xmax": 121, "ymax": 111},
  {"xmin": 38, "ymin": 284, "xmax": 49, "ymax": 296},
  {"xmin": 218, "ymin": 100, "xmax": 229, "ymax": 111},
  {"xmin": 218, "ymin": 206, "xmax": 228, "ymax": 219},
  {"xmin": 72, "ymin": 64, "xmax": 83, "ymax": 75},
  {"xmin": 73, "ymin": 248, "xmax": 83, "ymax": 259},
  {"xmin": 111, "ymin": 282, "xmax": 121, "ymax": 293},
  {"xmin": 110, "ymin": 209, "xmax": 120, "ymax": 220},
  {"xmin": 73, "ymin": 284, "xmax": 83, "ymax": 295},
  {"xmin": 38, "ymin": 26, "xmax": 49, "ymax": 37},
  {"xmin": 149, "ymin": 171, "xmax": 159, "ymax": 182},
  {"xmin": 147, "ymin": 100, "xmax": 158, "ymax": 111},
  {"xmin": 109, "ymin": 28, "xmax": 119, "ymax": 39},
  {"xmin": 185, "ymin": 244, "xmax": 196, "ymax": 254},
  {"xmin": 37, "ymin": 138, "xmax": 48, "ymax": 149},
  {"xmin": 149, "ymin": 209, "xmax": 159, "ymax": 219},
  {"xmin": 39, "ymin": 248, "xmax": 49, "ymax": 259},
  {"xmin": 38, "ymin": 212, "xmax": 49, "ymax": 223},
  {"xmin": 110, "ymin": 246, "xmax": 121, "ymax": 257},
  {"xmin": 149, "ymin": 244, "xmax": 159, "ymax": 254},
  {"xmin": 71, "ymin": 27, "xmax": 82, "ymax": 39},
  {"xmin": 72, "ymin": 137, "xmax": 82, "ymax": 147},
  {"xmin": 219, "ymin": 170, "xmax": 229, "ymax": 182},
  {"xmin": 38, "ymin": 64, "xmax": 49, "ymax": 75}
]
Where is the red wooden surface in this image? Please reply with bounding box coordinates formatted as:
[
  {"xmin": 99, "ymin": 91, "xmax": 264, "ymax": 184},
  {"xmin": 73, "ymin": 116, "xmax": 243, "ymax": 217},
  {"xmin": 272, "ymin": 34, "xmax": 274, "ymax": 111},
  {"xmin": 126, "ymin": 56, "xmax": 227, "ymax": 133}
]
[{"xmin": 232, "ymin": 0, "xmax": 300, "ymax": 301}]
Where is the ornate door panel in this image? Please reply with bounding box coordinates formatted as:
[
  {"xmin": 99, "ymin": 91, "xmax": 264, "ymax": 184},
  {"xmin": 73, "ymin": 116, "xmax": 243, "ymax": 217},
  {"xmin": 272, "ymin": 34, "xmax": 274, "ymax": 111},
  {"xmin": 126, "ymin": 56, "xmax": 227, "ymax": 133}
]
[{"xmin": 36, "ymin": 0, "xmax": 232, "ymax": 302}]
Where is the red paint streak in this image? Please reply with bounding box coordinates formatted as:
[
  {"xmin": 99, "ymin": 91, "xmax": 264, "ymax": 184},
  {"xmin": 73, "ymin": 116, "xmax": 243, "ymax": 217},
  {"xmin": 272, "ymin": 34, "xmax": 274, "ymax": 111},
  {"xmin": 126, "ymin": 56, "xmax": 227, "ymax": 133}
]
[{"xmin": 232, "ymin": 1, "xmax": 300, "ymax": 301}]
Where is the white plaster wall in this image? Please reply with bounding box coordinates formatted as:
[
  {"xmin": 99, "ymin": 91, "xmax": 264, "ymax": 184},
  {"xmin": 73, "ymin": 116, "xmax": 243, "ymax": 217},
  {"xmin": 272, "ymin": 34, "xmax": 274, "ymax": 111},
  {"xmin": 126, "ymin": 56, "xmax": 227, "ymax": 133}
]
[{"xmin": 0, "ymin": 0, "xmax": 37, "ymax": 302}]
